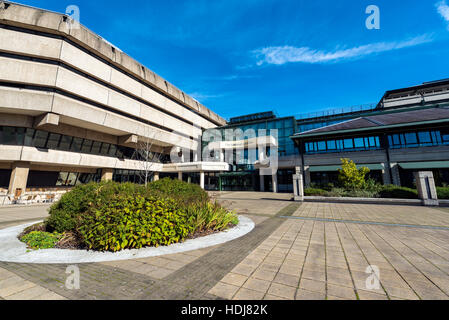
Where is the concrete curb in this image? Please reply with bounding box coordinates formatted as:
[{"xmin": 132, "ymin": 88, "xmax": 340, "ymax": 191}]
[
  {"xmin": 304, "ymin": 196, "xmax": 424, "ymax": 206},
  {"xmin": 0, "ymin": 216, "xmax": 254, "ymax": 264}
]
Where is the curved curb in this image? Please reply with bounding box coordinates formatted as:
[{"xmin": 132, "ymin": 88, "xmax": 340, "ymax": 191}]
[{"xmin": 0, "ymin": 216, "xmax": 254, "ymax": 264}]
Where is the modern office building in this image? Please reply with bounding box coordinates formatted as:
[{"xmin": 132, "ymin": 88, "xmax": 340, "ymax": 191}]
[{"xmin": 1, "ymin": 2, "xmax": 448, "ymax": 196}]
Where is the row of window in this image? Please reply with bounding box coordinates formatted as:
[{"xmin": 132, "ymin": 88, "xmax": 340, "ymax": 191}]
[
  {"xmin": 0, "ymin": 126, "xmax": 169, "ymax": 162},
  {"xmin": 305, "ymin": 136, "xmax": 381, "ymax": 154},
  {"xmin": 388, "ymin": 130, "xmax": 449, "ymax": 149},
  {"xmin": 304, "ymin": 129, "xmax": 449, "ymax": 154}
]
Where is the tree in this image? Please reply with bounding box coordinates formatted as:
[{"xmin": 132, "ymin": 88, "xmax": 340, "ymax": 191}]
[
  {"xmin": 132, "ymin": 133, "xmax": 164, "ymax": 187},
  {"xmin": 338, "ymin": 158, "xmax": 370, "ymax": 190}
]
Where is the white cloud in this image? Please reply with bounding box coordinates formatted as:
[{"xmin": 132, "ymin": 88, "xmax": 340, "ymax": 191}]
[
  {"xmin": 436, "ymin": 0, "xmax": 449, "ymax": 28},
  {"xmin": 253, "ymin": 34, "xmax": 433, "ymax": 66}
]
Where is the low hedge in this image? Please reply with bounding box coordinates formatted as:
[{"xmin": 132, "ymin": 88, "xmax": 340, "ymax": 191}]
[
  {"xmin": 378, "ymin": 185, "xmax": 418, "ymax": 199},
  {"xmin": 304, "ymin": 188, "xmax": 328, "ymax": 196},
  {"xmin": 437, "ymin": 187, "xmax": 449, "ymax": 199}
]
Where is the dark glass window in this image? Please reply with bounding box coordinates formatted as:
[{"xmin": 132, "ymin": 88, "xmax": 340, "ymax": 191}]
[
  {"xmin": 24, "ymin": 128, "xmax": 35, "ymax": 146},
  {"xmin": 59, "ymin": 135, "xmax": 73, "ymax": 151},
  {"xmin": 46, "ymin": 133, "xmax": 61, "ymax": 149},
  {"xmin": 81, "ymin": 139, "xmax": 93, "ymax": 153},
  {"xmin": 91, "ymin": 141, "xmax": 102, "ymax": 154},
  {"xmin": 100, "ymin": 143, "xmax": 110, "ymax": 155},
  {"xmin": 34, "ymin": 131, "xmax": 49, "ymax": 148},
  {"xmin": 71, "ymin": 137, "xmax": 83, "ymax": 152}
]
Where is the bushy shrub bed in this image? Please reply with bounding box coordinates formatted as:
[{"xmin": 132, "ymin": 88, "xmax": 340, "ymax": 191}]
[
  {"xmin": 36, "ymin": 179, "xmax": 238, "ymax": 252},
  {"xmin": 437, "ymin": 187, "xmax": 449, "ymax": 199},
  {"xmin": 305, "ymin": 185, "xmax": 419, "ymax": 199}
]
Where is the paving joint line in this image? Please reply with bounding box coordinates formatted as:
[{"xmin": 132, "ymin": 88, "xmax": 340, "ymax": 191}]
[{"xmin": 280, "ymin": 216, "xmax": 449, "ymax": 231}]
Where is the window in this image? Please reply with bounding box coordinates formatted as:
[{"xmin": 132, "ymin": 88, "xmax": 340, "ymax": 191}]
[
  {"xmin": 344, "ymin": 139, "xmax": 354, "ymax": 149},
  {"xmin": 404, "ymin": 133, "xmax": 418, "ymax": 145},
  {"xmin": 418, "ymin": 131, "xmax": 432, "ymax": 144},
  {"xmin": 71, "ymin": 137, "xmax": 83, "ymax": 152},
  {"xmin": 59, "ymin": 135, "xmax": 73, "ymax": 151},
  {"xmin": 81, "ymin": 139, "xmax": 93, "ymax": 153},
  {"xmin": 34, "ymin": 131, "xmax": 49, "ymax": 148},
  {"xmin": 91, "ymin": 141, "xmax": 102, "ymax": 154},
  {"xmin": 354, "ymin": 138, "xmax": 365, "ymax": 149},
  {"xmin": 46, "ymin": 133, "xmax": 61, "ymax": 149}
]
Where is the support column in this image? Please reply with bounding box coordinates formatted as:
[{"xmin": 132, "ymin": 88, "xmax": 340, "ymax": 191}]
[
  {"xmin": 178, "ymin": 172, "xmax": 183, "ymax": 181},
  {"xmin": 414, "ymin": 171, "xmax": 439, "ymax": 206},
  {"xmin": 101, "ymin": 168, "xmax": 114, "ymax": 181},
  {"xmin": 8, "ymin": 162, "xmax": 30, "ymax": 194},
  {"xmin": 381, "ymin": 162, "xmax": 392, "ymax": 185},
  {"xmin": 272, "ymin": 173, "xmax": 278, "ymax": 193},
  {"xmin": 153, "ymin": 172, "xmax": 160, "ymax": 181},
  {"xmin": 200, "ymin": 172, "xmax": 205, "ymax": 189},
  {"xmin": 259, "ymin": 173, "xmax": 265, "ymax": 192},
  {"xmin": 304, "ymin": 166, "xmax": 311, "ymax": 188},
  {"xmin": 390, "ymin": 163, "xmax": 401, "ymax": 186},
  {"xmin": 293, "ymin": 166, "xmax": 304, "ymax": 202}
]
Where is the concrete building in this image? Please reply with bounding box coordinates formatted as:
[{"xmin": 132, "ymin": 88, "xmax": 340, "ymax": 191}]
[{"xmin": 0, "ymin": 2, "xmax": 228, "ymax": 194}]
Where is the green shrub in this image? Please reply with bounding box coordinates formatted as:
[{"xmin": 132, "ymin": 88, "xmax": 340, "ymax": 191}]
[
  {"xmin": 338, "ymin": 158, "xmax": 370, "ymax": 190},
  {"xmin": 187, "ymin": 202, "xmax": 238, "ymax": 232},
  {"xmin": 304, "ymin": 188, "xmax": 328, "ymax": 196},
  {"xmin": 20, "ymin": 231, "xmax": 62, "ymax": 250},
  {"xmin": 379, "ymin": 185, "xmax": 418, "ymax": 199},
  {"xmin": 79, "ymin": 194, "xmax": 194, "ymax": 252},
  {"xmin": 437, "ymin": 187, "xmax": 449, "ymax": 199},
  {"xmin": 147, "ymin": 178, "xmax": 209, "ymax": 205},
  {"xmin": 46, "ymin": 181, "xmax": 143, "ymax": 233}
]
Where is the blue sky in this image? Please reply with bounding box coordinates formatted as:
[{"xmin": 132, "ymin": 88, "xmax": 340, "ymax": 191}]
[{"xmin": 14, "ymin": 0, "xmax": 449, "ymax": 119}]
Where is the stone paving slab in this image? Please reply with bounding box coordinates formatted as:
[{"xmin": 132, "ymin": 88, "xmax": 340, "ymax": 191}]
[
  {"xmin": 294, "ymin": 202, "xmax": 449, "ymax": 227},
  {"xmin": 209, "ymin": 203, "xmax": 449, "ymax": 300}
]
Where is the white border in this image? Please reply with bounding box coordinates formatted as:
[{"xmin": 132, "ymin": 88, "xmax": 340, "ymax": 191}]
[{"xmin": 0, "ymin": 216, "xmax": 254, "ymax": 264}]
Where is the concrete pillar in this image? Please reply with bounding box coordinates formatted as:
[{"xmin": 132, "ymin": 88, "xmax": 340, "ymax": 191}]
[
  {"xmin": 259, "ymin": 173, "xmax": 265, "ymax": 192},
  {"xmin": 219, "ymin": 149, "xmax": 225, "ymax": 162},
  {"xmin": 8, "ymin": 162, "xmax": 30, "ymax": 194},
  {"xmin": 200, "ymin": 172, "xmax": 205, "ymax": 189},
  {"xmin": 390, "ymin": 163, "xmax": 401, "ymax": 186},
  {"xmin": 382, "ymin": 163, "xmax": 392, "ymax": 185},
  {"xmin": 153, "ymin": 172, "xmax": 160, "ymax": 181},
  {"xmin": 101, "ymin": 168, "xmax": 114, "ymax": 181},
  {"xmin": 304, "ymin": 166, "xmax": 311, "ymax": 188},
  {"xmin": 178, "ymin": 172, "xmax": 183, "ymax": 181},
  {"xmin": 293, "ymin": 166, "xmax": 304, "ymax": 202},
  {"xmin": 414, "ymin": 171, "xmax": 439, "ymax": 206},
  {"xmin": 272, "ymin": 173, "xmax": 278, "ymax": 193}
]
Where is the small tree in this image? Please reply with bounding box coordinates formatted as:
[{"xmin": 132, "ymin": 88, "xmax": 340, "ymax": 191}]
[
  {"xmin": 132, "ymin": 131, "xmax": 163, "ymax": 187},
  {"xmin": 338, "ymin": 158, "xmax": 370, "ymax": 190}
]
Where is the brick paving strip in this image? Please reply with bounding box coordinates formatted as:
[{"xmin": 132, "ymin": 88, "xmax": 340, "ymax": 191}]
[{"xmin": 0, "ymin": 203, "xmax": 301, "ymax": 300}]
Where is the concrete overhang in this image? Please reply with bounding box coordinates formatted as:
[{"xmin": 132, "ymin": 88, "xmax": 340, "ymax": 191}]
[
  {"xmin": 208, "ymin": 136, "xmax": 278, "ymax": 150},
  {"xmin": 33, "ymin": 113, "xmax": 60, "ymax": 128},
  {"xmin": 162, "ymin": 162, "xmax": 230, "ymax": 173}
]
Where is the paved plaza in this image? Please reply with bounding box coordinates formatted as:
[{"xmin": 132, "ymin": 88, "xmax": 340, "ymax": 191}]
[{"xmin": 0, "ymin": 194, "xmax": 449, "ymax": 300}]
